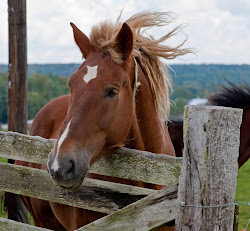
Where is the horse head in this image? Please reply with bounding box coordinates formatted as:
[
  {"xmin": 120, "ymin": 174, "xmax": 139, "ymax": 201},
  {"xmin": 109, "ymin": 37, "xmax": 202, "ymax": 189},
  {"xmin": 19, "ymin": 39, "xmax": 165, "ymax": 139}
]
[{"xmin": 47, "ymin": 23, "xmax": 135, "ymax": 189}]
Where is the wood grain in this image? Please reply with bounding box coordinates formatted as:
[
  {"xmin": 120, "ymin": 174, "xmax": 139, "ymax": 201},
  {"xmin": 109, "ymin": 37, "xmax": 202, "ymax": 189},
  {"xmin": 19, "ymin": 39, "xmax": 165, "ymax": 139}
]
[
  {"xmin": 0, "ymin": 131, "xmax": 182, "ymax": 185},
  {"xmin": 0, "ymin": 162, "xmax": 155, "ymax": 214},
  {"xmin": 77, "ymin": 182, "xmax": 178, "ymax": 231},
  {"xmin": 0, "ymin": 217, "xmax": 51, "ymax": 231},
  {"xmin": 8, "ymin": 0, "xmax": 28, "ymax": 134},
  {"xmin": 175, "ymin": 105, "xmax": 242, "ymax": 231}
]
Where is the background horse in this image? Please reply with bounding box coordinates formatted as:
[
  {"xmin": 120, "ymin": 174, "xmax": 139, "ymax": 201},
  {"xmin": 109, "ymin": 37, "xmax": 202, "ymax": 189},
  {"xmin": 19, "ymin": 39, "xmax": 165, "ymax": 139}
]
[
  {"xmin": 12, "ymin": 12, "xmax": 192, "ymax": 231},
  {"xmin": 208, "ymin": 80, "xmax": 250, "ymax": 167},
  {"xmin": 169, "ymin": 80, "xmax": 250, "ymax": 168}
]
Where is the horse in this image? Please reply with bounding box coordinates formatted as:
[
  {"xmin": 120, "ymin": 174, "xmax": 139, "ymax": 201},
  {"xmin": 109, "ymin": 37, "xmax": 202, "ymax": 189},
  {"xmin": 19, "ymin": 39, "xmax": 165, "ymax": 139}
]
[
  {"xmin": 208, "ymin": 80, "xmax": 250, "ymax": 168},
  {"xmin": 13, "ymin": 11, "xmax": 192, "ymax": 231},
  {"xmin": 168, "ymin": 80, "xmax": 250, "ymax": 168},
  {"xmin": 168, "ymin": 120, "xmax": 183, "ymax": 158}
]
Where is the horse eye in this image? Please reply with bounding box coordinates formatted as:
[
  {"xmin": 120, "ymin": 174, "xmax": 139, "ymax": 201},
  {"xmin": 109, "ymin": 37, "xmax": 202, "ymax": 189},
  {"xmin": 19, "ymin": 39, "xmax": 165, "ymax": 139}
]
[{"xmin": 105, "ymin": 88, "xmax": 119, "ymax": 98}]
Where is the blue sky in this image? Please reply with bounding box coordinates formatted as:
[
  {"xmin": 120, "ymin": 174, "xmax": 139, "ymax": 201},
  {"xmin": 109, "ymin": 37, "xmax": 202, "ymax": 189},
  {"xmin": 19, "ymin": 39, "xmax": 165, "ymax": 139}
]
[{"xmin": 1, "ymin": 0, "xmax": 250, "ymax": 64}]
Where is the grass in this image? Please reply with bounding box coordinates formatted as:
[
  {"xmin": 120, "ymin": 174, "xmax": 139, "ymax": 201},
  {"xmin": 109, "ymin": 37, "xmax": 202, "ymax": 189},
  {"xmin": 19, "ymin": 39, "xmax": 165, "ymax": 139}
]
[
  {"xmin": 0, "ymin": 157, "xmax": 8, "ymax": 219},
  {"xmin": 236, "ymin": 159, "xmax": 250, "ymax": 230}
]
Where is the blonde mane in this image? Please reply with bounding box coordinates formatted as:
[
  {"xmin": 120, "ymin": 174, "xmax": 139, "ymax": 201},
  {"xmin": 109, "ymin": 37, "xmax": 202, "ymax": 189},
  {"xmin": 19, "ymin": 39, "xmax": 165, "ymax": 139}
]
[{"xmin": 89, "ymin": 11, "xmax": 192, "ymax": 122}]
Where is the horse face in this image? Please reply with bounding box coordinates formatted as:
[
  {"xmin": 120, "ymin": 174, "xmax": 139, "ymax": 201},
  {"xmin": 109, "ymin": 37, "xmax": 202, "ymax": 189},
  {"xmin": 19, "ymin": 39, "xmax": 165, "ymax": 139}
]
[{"xmin": 47, "ymin": 23, "xmax": 134, "ymax": 189}]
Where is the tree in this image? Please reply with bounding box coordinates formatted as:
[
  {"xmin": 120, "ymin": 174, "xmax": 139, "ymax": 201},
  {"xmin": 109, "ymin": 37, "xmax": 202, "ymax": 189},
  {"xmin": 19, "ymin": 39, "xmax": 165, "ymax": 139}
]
[{"xmin": 0, "ymin": 73, "xmax": 8, "ymax": 123}]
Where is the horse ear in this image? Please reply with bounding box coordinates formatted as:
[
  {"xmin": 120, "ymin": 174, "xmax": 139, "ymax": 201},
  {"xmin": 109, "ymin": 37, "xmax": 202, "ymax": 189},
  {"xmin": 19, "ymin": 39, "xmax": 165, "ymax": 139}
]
[
  {"xmin": 70, "ymin": 22, "xmax": 94, "ymax": 59},
  {"xmin": 115, "ymin": 23, "xmax": 133, "ymax": 61}
]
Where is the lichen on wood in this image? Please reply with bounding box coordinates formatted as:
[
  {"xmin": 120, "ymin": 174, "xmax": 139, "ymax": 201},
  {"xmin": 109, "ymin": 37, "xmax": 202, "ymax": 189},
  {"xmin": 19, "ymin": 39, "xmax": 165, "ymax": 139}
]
[{"xmin": 0, "ymin": 131, "xmax": 182, "ymax": 185}]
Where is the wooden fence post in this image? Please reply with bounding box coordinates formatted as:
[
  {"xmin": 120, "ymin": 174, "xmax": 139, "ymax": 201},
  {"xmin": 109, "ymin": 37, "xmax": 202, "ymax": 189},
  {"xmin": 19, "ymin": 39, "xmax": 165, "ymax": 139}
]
[
  {"xmin": 175, "ymin": 105, "xmax": 242, "ymax": 231},
  {"xmin": 8, "ymin": 0, "xmax": 27, "ymax": 134},
  {"xmin": 7, "ymin": 0, "xmax": 28, "ymax": 224}
]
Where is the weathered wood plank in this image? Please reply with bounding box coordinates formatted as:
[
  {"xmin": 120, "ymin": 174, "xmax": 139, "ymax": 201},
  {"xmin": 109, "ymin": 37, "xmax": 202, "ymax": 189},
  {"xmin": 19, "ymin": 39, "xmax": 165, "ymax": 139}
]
[
  {"xmin": 0, "ymin": 131, "xmax": 55, "ymax": 163},
  {"xmin": 0, "ymin": 217, "xmax": 51, "ymax": 231},
  {"xmin": 91, "ymin": 148, "xmax": 182, "ymax": 186},
  {"xmin": 0, "ymin": 162, "xmax": 155, "ymax": 214},
  {"xmin": 77, "ymin": 182, "xmax": 178, "ymax": 231},
  {"xmin": 175, "ymin": 105, "xmax": 242, "ymax": 231},
  {"xmin": 0, "ymin": 131, "xmax": 182, "ymax": 185}
]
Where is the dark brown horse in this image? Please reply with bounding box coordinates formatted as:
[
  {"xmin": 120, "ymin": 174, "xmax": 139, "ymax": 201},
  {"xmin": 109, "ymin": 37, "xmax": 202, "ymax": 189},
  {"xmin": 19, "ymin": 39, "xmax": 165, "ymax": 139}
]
[
  {"xmin": 208, "ymin": 80, "xmax": 250, "ymax": 168},
  {"xmin": 169, "ymin": 80, "xmax": 250, "ymax": 168},
  {"xmin": 13, "ymin": 12, "xmax": 191, "ymax": 230},
  {"xmin": 168, "ymin": 120, "xmax": 183, "ymax": 158}
]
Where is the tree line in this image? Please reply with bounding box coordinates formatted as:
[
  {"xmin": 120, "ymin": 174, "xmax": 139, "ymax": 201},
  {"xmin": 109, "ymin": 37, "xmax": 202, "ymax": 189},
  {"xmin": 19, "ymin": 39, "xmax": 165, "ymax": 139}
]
[
  {"xmin": 169, "ymin": 64, "xmax": 250, "ymax": 119},
  {"xmin": 0, "ymin": 72, "xmax": 68, "ymax": 123},
  {"xmin": 1, "ymin": 64, "xmax": 250, "ymax": 123}
]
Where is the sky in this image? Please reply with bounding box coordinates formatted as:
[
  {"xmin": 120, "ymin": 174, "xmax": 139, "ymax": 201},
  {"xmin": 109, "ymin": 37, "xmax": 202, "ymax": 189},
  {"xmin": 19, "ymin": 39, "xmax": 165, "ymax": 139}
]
[{"xmin": 1, "ymin": 0, "xmax": 250, "ymax": 64}]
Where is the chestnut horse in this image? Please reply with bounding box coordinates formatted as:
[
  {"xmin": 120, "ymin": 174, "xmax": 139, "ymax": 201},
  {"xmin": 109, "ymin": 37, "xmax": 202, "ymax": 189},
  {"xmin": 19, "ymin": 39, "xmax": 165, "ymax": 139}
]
[
  {"xmin": 14, "ymin": 12, "xmax": 191, "ymax": 230},
  {"xmin": 169, "ymin": 80, "xmax": 250, "ymax": 168}
]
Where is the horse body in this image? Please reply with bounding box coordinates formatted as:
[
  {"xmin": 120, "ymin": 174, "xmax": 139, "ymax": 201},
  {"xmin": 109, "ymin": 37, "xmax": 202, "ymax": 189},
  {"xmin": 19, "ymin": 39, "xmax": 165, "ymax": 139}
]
[
  {"xmin": 168, "ymin": 121, "xmax": 183, "ymax": 158},
  {"xmin": 239, "ymin": 106, "xmax": 250, "ymax": 166},
  {"xmin": 15, "ymin": 12, "xmax": 191, "ymax": 230}
]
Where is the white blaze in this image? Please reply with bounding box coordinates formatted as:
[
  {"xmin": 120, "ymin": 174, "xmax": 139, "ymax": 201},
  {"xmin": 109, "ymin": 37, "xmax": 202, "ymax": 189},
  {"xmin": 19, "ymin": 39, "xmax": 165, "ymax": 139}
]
[
  {"xmin": 84, "ymin": 65, "xmax": 98, "ymax": 83},
  {"xmin": 51, "ymin": 159, "xmax": 59, "ymax": 172},
  {"xmin": 51, "ymin": 120, "xmax": 72, "ymax": 171}
]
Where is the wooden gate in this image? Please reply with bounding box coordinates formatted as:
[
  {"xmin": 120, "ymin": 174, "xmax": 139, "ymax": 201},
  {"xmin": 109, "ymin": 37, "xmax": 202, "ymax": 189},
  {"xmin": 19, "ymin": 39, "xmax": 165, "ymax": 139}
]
[{"xmin": 0, "ymin": 105, "xmax": 242, "ymax": 230}]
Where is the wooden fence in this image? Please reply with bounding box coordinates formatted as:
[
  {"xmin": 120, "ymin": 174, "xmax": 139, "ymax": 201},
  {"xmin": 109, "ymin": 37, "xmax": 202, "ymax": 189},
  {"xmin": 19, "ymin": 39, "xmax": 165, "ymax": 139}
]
[{"xmin": 0, "ymin": 106, "xmax": 242, "ymax": 230}]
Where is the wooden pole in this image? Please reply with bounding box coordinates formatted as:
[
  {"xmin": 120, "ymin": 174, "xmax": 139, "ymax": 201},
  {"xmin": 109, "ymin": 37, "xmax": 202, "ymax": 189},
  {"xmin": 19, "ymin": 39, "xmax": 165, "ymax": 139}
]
[
  {"xmin": 8, "ymin": 0, "xmax": 27, "ymax": 134},
  {"xmin": 175, "ymin": 105, "xmax": 242, "ymax": 231},
  {"xmin": 6, "ymin": 0, "xmax": 28, "ymax": 224}
]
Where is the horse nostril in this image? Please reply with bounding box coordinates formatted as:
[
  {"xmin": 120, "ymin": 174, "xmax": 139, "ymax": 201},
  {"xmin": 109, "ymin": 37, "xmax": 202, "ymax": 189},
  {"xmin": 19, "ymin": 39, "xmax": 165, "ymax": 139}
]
[{"xmin": 63, "ymin": 160, "xmax": 75, "ymax": 180}]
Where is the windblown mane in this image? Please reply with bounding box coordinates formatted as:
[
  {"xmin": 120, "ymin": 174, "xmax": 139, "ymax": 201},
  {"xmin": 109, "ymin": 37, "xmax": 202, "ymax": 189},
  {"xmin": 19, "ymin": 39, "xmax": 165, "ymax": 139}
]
[
  {"xmin": 208, "ymin": 79, "xmax": 250, "ymax": 109},
  {"xmin": 89, "ymin": 11, "xmax": 192, "ymax": 122}
]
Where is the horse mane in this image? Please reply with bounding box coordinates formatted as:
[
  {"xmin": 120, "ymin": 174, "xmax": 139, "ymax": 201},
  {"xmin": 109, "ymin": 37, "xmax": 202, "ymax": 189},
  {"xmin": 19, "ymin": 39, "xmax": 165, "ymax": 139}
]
[
  {"xmin": 89, "ymin": 11, "xmax": 192, "ymax": 122},
  {"xmin": 208, "ymin": 79, "xmax": 250, "ymax": 109}
]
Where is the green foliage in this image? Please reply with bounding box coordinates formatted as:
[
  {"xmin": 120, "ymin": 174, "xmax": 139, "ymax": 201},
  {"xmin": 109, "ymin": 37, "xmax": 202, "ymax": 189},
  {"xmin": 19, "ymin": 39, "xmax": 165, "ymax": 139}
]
[
  {"xmin": 1, "ymin": 64, "xmax": 250, "ymax": 122},
  {"xmin": 236, "ymin": 160, "xmax": 250, "ymax": 230},
  {"xmin": 170, "ymin": 98, "xmax": 185, "ymax": 120},
  {"xmin": 28, "ymin": 74, "xmax": 69, "ymax": 119},
  {"xmin": 169, "ymin": 64, "xmax": 250, "ymax": 119},
  {"xmin": 0, "ymin": 72, "xmax": 8, "ymax": 123},
  {"xmin": 0, "ymin": 72, "xmax": 69, "ymax": 123}
]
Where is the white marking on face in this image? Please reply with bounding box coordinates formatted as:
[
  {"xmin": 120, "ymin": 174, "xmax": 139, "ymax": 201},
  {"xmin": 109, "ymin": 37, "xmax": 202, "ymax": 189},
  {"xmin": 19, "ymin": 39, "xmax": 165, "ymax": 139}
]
[
  {"xmin": 51, "ymin": 120, "xmax": 72, "ymax": 171},
  {"xmin": 83, "ymin": 65, "xmax": 98, "ymax": 83},
  {"xmin": 51, "ymin": 159, "xmax": 59, "ymax": 172}
]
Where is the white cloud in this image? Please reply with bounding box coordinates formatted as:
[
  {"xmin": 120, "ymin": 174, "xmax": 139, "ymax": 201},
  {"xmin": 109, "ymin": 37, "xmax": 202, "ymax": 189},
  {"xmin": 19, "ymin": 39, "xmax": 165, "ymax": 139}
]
[
  {"xmin": 0, "ymin": 3, "xmax": 8, "ymax": 63},
  {"xmin": 1, "ymin": 0, "xmax": 250, "ymax": 64}
]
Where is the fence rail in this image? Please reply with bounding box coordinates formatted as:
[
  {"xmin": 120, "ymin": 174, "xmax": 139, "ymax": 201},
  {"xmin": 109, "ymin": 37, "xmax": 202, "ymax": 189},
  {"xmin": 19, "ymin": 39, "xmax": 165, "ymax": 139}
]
[
  {"xmin": 0, "ymin": 162, "xmax": 156, "ymax": 214},
  {"xmin": 0, "ymin": 131, "xmax": 182, "ymax": 185}
]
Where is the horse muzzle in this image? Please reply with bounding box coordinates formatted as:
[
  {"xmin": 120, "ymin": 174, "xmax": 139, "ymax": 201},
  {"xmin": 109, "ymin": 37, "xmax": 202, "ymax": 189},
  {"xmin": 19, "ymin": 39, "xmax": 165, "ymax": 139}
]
[{"xmin": 47, "ymin": 152, "xmax": 89, "ymax": 190}]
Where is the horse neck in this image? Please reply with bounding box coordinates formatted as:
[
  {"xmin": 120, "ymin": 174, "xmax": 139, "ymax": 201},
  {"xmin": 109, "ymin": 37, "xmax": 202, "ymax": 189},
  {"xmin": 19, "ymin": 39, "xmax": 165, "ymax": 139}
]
[
  {"xmin": 239, "ymin": 106, "xmax": 250, "ymax": 167},
  {"xmin": 126, "ymin": 62, "xmax": 175, "ymax": 156}
]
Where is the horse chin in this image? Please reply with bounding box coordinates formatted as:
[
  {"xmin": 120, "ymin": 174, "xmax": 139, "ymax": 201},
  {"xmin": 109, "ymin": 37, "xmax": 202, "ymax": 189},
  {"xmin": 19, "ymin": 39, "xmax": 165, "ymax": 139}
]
[
  {"xmin": 56, "ymin": 177, "xmax": 84, "ymax": 190},
  {"xmin": 59, "ymin": 181, "xmax": 83, "ymax": 190}
]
